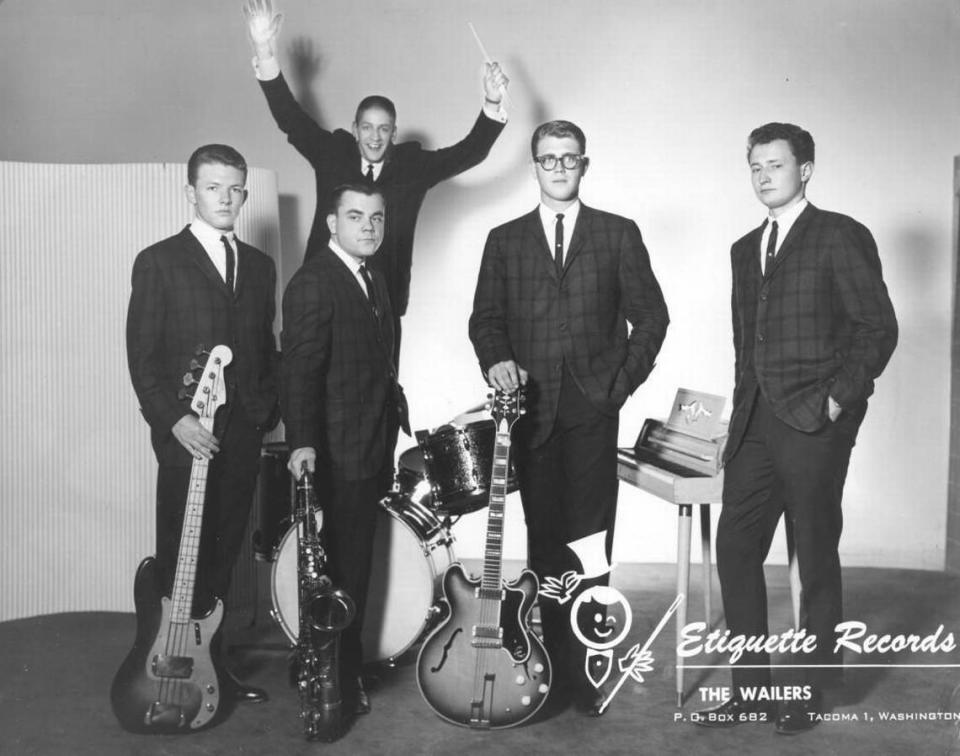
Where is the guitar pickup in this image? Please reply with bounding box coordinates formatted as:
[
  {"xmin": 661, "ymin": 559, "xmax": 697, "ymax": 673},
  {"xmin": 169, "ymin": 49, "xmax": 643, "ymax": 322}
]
[
  {"xmin": 471, "ymin": 624, "xmax": 503, "ymax": 649},
  {"xmin": 475, "ymin": 587, "xmax": 505, "ymax": 601},
  {"xmin": 152, "ymin": 654, "xmax": 194, "ymax": 679}
]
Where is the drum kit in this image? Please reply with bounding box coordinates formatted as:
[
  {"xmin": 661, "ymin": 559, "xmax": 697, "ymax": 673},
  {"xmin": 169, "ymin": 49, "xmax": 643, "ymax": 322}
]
[{"xmin": 258, "ymin": 411, "xmax": 518, "ymax": 666}]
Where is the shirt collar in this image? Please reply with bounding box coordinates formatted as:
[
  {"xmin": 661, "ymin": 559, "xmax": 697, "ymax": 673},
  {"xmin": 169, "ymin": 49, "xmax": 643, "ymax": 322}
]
[
  {"xmin": 766, "ymin": 198, "xmax": 808, "ymax": 235},
  {"xmin": 361, "ymin": 157, "xmax": 386, "ymax": 181},
  {"xmin": 538, "ymin": 199, "xmax": 581, "ymax": 229},
  {"xmin": 328, "ymin": 238, "xmax": 365, "ymax": 275},
  {"xmin": 190, "ymin": 215, "xmax": 235, "ymax": 245}
]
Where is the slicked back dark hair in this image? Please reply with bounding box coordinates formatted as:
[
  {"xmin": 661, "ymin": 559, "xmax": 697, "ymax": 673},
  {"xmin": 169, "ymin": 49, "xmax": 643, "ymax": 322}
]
[
  {"xmin": 187, "ymin": 144, "xmax": 247, "ymax": 186},
  {"xmin": 530, "ymin": 120, "xmax": 587, "ymax": 159},
  {"xmin": 747, "ymin": 123, "xmax": 815, "ymax": 165},
  {"xmin": 354, "ymin": 95, "xmax": 397, "ymax": 124},
  {"xmin": 327, "ymin": 182, "xmax": 385, "ymax": 215}
]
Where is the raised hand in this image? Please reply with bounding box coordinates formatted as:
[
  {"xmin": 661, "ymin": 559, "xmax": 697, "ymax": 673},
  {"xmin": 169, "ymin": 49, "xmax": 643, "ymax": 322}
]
[
  {"xmin": 483, "ymin": 61, "xmax": 509, "ymax": 104},
  {"xmin": 242, "ymin": 0, "xmax": 284, "ymax": 59}
]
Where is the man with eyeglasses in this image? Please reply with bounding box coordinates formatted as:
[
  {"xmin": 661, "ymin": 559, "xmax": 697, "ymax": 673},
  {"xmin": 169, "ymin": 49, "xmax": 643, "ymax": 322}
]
[{"xmin": 469, "ymin": 120, "xmax": 669, "ymax": 716}]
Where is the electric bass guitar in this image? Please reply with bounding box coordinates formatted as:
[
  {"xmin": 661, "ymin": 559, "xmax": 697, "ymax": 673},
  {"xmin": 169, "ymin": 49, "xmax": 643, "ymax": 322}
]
[
  {"xmin": 416, "ymin": 388, "xmax": 551, "ymax": 728},
  {"xmin": 111, "ymin": 345, "xmax": 232, "ymax": 733}
]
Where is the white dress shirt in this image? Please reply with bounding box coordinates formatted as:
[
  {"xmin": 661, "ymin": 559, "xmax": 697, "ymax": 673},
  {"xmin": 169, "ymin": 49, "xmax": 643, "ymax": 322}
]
[
  {"xmin": 328, "ymin": 239, "xmax": 370, "ymax": 297},
  {"xmin": 538, "ymin": 199, "xmax": 581, "ymax": 260},
  {"xmin": 760, "ymin": 198, "xmax": 808, "ymax": 273},
  {"xmin": 190, "ymin": 216, "xmax": 236, "ymax": 286}
]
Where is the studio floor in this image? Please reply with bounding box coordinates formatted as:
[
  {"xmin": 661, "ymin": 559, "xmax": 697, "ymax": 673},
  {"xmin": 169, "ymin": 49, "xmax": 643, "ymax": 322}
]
[{"xmin": 3, "ymin": 563, "xmax": 960, "ymax": 756}]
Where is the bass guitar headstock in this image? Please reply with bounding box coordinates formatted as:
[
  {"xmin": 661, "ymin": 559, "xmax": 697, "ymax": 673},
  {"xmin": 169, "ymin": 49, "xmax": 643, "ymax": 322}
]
[{"xmin": 178, "ymin": 344, "xmax": 233, "ymax": 427}]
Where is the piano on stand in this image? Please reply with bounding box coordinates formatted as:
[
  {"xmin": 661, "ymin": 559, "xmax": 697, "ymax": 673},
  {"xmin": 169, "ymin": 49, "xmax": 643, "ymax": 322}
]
[{"xmin": 616, "ymin": 389, "xmax": 800, "ymax": 706}]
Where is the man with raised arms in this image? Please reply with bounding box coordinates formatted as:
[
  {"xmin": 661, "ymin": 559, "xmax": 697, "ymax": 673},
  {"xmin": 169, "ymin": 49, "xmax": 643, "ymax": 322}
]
[{"xmin": 243, "ymin": 0, "xmax": 508, "ymax": 365}]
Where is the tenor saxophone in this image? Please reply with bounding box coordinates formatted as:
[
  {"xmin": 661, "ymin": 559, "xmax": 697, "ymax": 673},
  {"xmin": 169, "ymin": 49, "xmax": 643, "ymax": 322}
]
[{"xmin": 294, "ymin": 467, "xmax": 356, "ymax": 742}]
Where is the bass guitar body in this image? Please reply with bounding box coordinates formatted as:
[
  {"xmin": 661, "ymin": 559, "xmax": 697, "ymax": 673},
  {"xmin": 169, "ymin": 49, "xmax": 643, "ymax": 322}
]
[
  {"xmin": 110, "ymin": 556, "xmax": 223, "ymax": 733},
  {"xmin": 417, "ymin": 562, "xmax": 551, "ymax": 728}
]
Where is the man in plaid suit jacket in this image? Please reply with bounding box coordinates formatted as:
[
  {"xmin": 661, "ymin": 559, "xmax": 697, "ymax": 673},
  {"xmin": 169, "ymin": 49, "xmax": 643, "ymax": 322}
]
[
  {"xmin": 281, "ymin": 183, "xmax": 408, "ymax": 717},
  {"xmin": 126, "ymin": 144, "xmax": 279, "ymax": 703},
  {"xmin": 470, "ymin": 120, "xmax": 669, "ymax": 715},
  {"xmin": 699, "ymin": 123, "xmax": 897, "ymax": 735},
  {"xmin": 244, "ymin": 0, "xmax": 508, "ymax": 364}
]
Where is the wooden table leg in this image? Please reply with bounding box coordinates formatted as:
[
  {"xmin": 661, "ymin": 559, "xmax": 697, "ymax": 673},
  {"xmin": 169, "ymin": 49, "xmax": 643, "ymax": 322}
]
[
  {"xmin": 700, "ymin": 504, "xmax": 711, "ymax": 630},
  {"xmin": 676, "ymin": 504, "xmax": 692, "ymax": 706}
]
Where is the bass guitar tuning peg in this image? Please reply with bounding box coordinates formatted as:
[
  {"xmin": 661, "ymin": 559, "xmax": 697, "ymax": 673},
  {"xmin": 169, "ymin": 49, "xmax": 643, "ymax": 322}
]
[
  {"xmin": 182, "ymin": 373, "xmax": 198, "ymax": 386},
  {"xmin": 193, "ymin": 343, "xmax": 208, "ymax": 357},
  {"xmin": 189, "ymin": 358, "xmax": 204, "ymax": 371}
]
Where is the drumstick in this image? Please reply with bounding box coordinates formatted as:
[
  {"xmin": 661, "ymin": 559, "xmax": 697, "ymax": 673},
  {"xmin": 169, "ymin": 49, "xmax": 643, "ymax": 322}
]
[{"xmin": 468, "ymin": 21, "xmax": 511, "ymax": 106}]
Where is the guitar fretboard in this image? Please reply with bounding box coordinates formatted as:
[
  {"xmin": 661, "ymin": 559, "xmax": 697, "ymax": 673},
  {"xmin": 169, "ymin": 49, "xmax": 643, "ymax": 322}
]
[
  {"xmin": 169, "ymin": 456, "xmax": 209, "ymax": 625},
  {"xmin": 481, "ymin": 428, "xmax": 511, "ymax": 595}
]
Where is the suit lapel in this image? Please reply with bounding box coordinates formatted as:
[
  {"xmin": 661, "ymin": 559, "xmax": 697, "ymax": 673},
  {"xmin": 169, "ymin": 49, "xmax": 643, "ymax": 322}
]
[
  {"xmin": 233, "ymin": 239, "xmax": 252, "ymax": 299},
  {"xmin": 743, "ymin": 224, "xmax": 764, "ymax": 282},
  {"xmin": 321, "ymin": 248, "xmax": 370, "ymax": 307},
  {"xmin": 181, "ymin": 227, "xmax": 233, "ymax": 299},
  {"xmin": 321, "ymin": 247, "xmax": 385, "ymax": 338},
  {"xmin": 765, "ymin": 203, "xmax": 817, "ymax": 280},
  {"xmin": 522, "ymin": 209, "xmax": 559, "ymax": 282},
  {"xmin": 562, "ymin": 204, "xmax": 592, "ymax": 275}
]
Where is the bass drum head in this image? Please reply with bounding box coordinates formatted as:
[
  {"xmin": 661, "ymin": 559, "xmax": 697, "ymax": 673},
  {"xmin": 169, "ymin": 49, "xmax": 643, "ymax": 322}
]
[
  {"xmin": 361, "ymin": 502, "xmax": 452, "ymax": 664},
  {"xmin": 270, "ymin": 523, "xmax": 300, "ymax": 645},
  {"xmin": 270, "ymin": 501, "xmax": 453, "ymax": 664}
]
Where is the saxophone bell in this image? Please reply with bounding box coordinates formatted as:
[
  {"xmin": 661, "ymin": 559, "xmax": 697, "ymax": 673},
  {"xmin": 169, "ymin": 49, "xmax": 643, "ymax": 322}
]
[{"xmin": 308, "ymin": 587, "xmax": 356, "ymax": 634}]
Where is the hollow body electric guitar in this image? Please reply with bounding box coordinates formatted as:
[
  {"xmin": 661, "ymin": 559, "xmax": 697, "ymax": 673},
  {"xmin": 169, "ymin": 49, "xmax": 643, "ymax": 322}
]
[
  {"xmin": 417, "ymin": 388, "xmax": 551, "ymax": 728},
  {"xmin": 111, "ymin": 345, "xmax": 233, "ymax": 733}
]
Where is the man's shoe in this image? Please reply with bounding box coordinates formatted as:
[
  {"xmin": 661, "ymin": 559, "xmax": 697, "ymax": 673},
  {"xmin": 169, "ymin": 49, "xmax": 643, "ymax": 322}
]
[
  {"xmin": 574, "ymin": 688, "xmax": 608, "ymax": 717},
  {"xmin": 692, "ymin": 696, "xmax": 775, "ymax": 728},
  {"xmin": 775, "ymin": 691, "xmax": 821, "ymax": 735},
  {"xmin": 222, "ymin": 668, "xmax": 269, "ymax": 703},
  {"xmin": 347, "ymin": 676, "xmax": 371, "ymax": 716}
]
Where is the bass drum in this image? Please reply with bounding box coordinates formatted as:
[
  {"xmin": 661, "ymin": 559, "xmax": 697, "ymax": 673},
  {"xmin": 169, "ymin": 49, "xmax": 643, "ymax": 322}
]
[{"xmin": 270, "ymin": 493, "xmax": 454, "ymax": 664}]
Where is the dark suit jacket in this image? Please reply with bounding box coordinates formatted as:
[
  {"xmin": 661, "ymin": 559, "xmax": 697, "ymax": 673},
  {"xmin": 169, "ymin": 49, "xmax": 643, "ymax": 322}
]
[
  {"xmin": 469, "ymin": 205, "xmax": 669, "ymax": 447},
  {"xmin": 126, "ymin": 226, "xmax": 279, "ymax": 466},
  {"xmin": 281, "ymin": 247, "xmax": 406, "ymax": 481},
  {"xmin": 259, "ymin": 73, "xmax": 505, "ymax": 316},
  {"xmin": 726, "ymin": 203, "xmax": 898, "ymax": 461}
]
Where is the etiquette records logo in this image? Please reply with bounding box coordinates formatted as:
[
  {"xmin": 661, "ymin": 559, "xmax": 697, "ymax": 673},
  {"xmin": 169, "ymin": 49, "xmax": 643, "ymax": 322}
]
[{"xmin": 540, "ymin": 530, "xmax": 682, "ymax": 713}]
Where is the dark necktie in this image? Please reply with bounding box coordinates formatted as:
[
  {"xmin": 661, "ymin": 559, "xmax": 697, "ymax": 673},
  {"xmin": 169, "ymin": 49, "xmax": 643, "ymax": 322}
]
[
  {"xmin": 220, "ymin": 235, "xmax": 235, "ymax": 290},
  {"xmin": 764, "ymin": 220, "xmax": 778, "ymax": 276},
  {"xmin": 358, "ymin": 262, "xmax": 379, "ymax": 316},
  {"xmin": 365, "ymin": 163, "xmax": 375, "ymax": 183},
  {"xmin": 554, "ymin": 213, "xmax": 565, "ymax": 272}
]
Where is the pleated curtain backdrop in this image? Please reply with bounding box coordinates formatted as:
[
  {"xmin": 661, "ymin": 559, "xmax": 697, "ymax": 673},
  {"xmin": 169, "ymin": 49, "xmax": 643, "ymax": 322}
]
[{"xmin": 0, "ymin": 162, "xmax": 281, "ymax": 621}]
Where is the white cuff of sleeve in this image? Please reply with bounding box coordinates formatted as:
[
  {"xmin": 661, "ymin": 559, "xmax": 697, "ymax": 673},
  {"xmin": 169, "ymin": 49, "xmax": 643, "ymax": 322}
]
[
  {"xmin": 482, "ymin": 99, "xmax": 508, "ymax": 124},
  {"xmin": 252, "ymin": 55, "xmax": 281, "ymax": 81}
]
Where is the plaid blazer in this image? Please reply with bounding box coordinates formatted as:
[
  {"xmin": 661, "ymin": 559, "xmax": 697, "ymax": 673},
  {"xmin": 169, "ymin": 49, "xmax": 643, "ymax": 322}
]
[
  {"xmin": 726, "ymin": 203, "xmax": 898, "ymax": 461},
  {"xmin": 260, "ymin": 73, "xmax": 505, "ymax": 317},
  {"xmin": 126, "ymin": 227, "xmax": 279, "ymax": 466},
  {"xmin": 470, "ymin": 205, "xmax": 669, "ymax": 447},
  {"xmin": 280, "ymin": 247, "xmax": 407, "ymax": 481}
]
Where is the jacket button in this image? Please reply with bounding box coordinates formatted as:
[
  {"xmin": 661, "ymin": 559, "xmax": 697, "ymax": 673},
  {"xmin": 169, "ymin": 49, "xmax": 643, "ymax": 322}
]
[
  {"xmin": 757, "ymin": 333, "xmax": 765, "ymax": 343},
  {"xmin": 559, "ymin": 321, "xmax": 567, "ymax": 331},
  {"xmin": 760, "ymin": 292, "xmax": 768, "ymax": 302}
]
